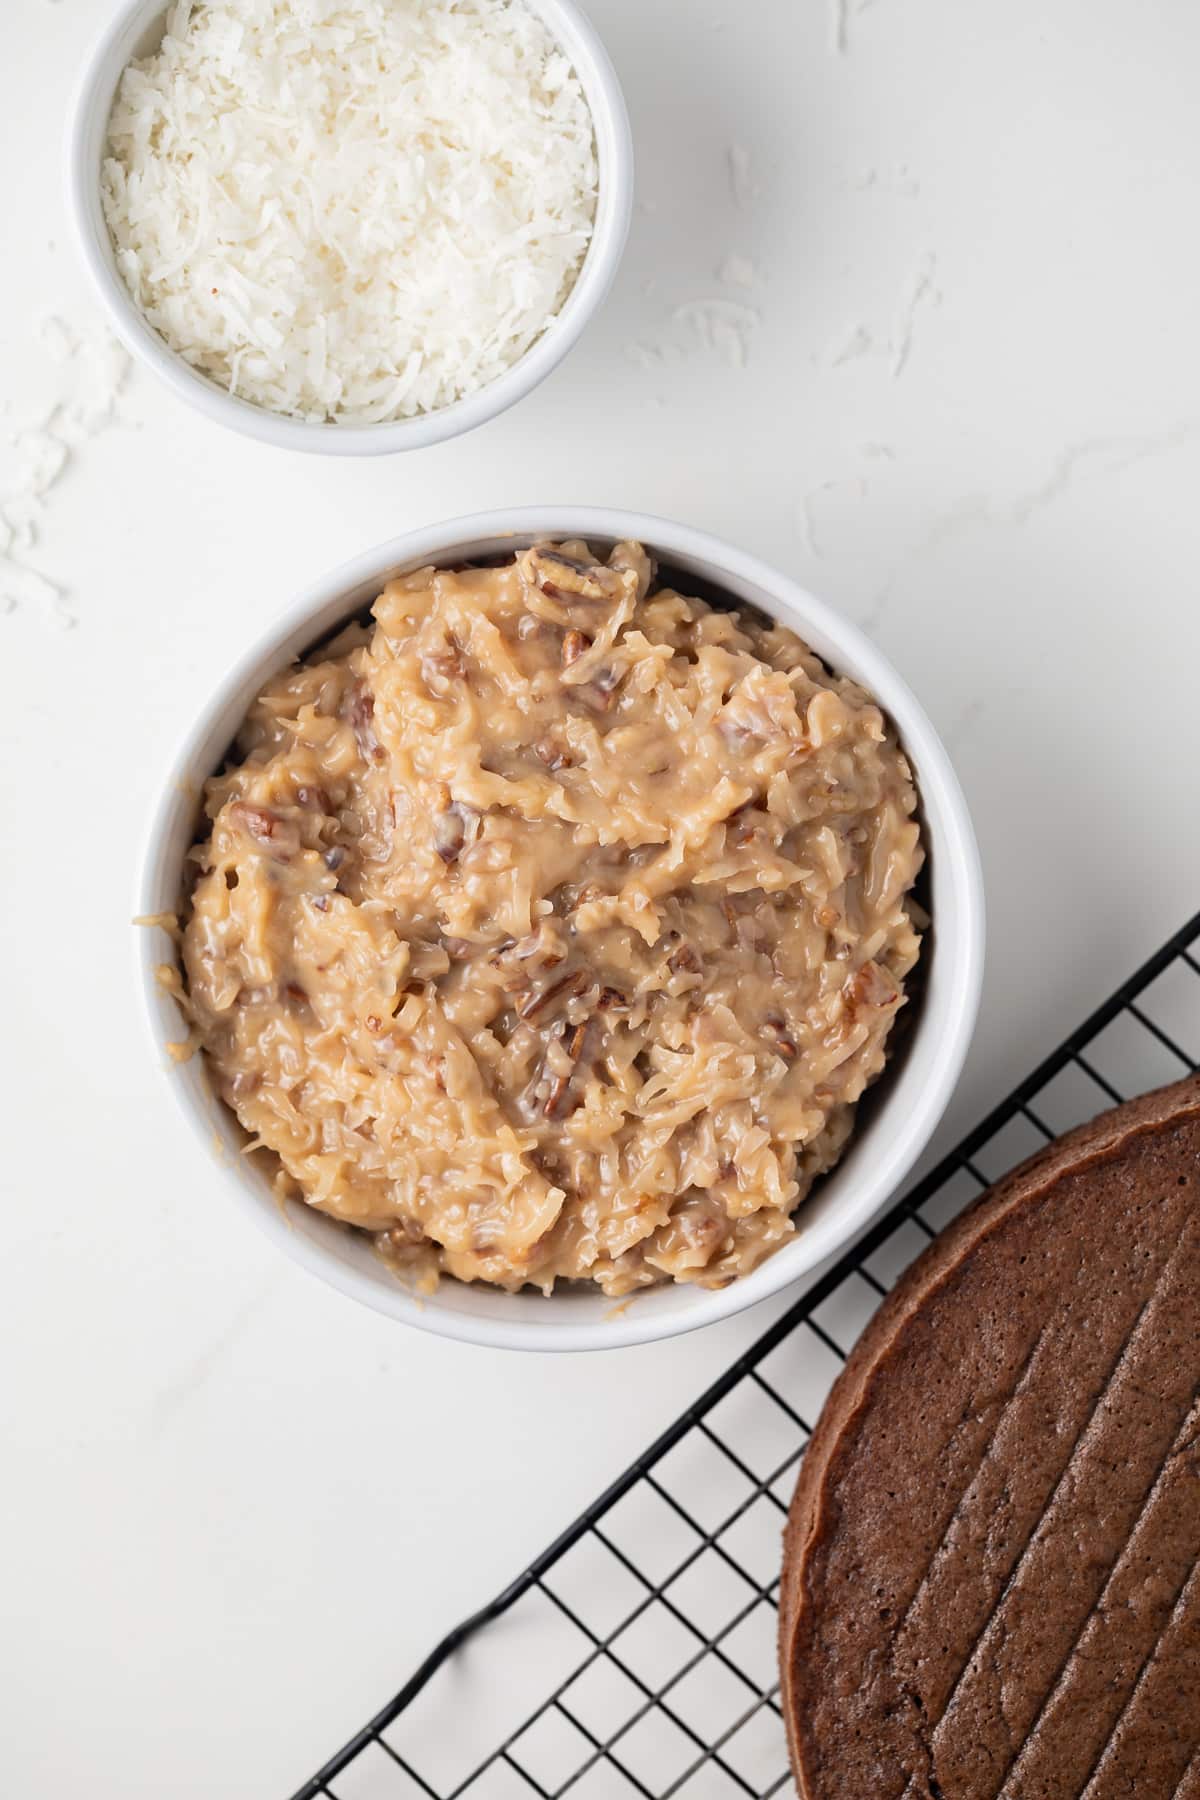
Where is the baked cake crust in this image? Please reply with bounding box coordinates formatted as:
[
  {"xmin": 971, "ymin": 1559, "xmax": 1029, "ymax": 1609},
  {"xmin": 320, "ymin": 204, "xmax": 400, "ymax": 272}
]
[{"xmin": 779, "ymin": 1075, "xmax": 1200, "ymax": 1799}]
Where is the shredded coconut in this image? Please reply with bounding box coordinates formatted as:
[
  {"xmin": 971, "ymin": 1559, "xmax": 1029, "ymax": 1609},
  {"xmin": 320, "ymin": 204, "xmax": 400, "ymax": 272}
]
[
  {"xmin": 727, "ymin": 143, "xmax": 756, "ymax": 210},
  {"xmin": 826, "ymin": 321, "xmax": 872, "ymax": 366},
  {"xmin": 0, "ymin": 320, "xmax": 132, "ymax": 630},
  {"xmin": 101, "ymin": 0, "xmax": 598, "ymax": 424},
  {"xmin": 718, "ymin": 252, "xmax": 757, "ymax": 290},
  {"xmin": 674, "ymin": 299, "xmax": 760, "ymax": 369}
]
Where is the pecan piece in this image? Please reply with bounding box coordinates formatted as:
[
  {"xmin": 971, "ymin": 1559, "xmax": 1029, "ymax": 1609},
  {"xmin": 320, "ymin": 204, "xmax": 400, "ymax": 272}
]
[
  {"xmin": 561, "ymin": 629, "xmax": 591, "ymax": 666},
  {"xmin": 229, "ymin": 803, "xmax": 300, "ymax": 861},
  {"xmin": 420, "ymin": 640, "xmax": 467, "ymax": 694},
  {"xmin": 533, "ymin": 736, "xmax": 575, "ymax": 772},
  {"xmin": 523, "ymin": 546, "xmax": 626, "ymax": 604},
  {"xmin": 766, "ymin": 1015, "xmax": 798, "ymax": 1059},
  {"xmin": 668, "ymin": 944, "xmax": 702, "ymax": 976},
  {"xmin": 433, "ymin": 802, "xmax": 477, "ymax": 864},
  {"xmin": 543, "ymin": 1020, "xmax": 590, "ymax": 1119},
  {"xmin": 850, "ymin": 960, "xmax": 901, "ymax": 1012},
  {"xmin": 346, "ymin": 682, "xmax": 384, "ymax": 763},
  {"xmin": 513, "ymin": 923, "xmax": 566, "ymax": 969},
  {"xmin": 517, "ymin": 968, "xmax": 587, "ymax": 1021},
  {"xmin": 573, "ymin": 666, "xmax": 623, "ymax": 714},
  {"xmin": 294, "ymin": 784, "xmax": 330, "ymax": 811}
]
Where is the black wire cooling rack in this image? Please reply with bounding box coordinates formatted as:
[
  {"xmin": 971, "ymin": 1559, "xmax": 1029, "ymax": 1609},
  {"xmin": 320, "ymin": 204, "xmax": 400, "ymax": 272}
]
[{"xmin": 292, "ymin": 910, "xmax": 1200, "ymax": 1800}]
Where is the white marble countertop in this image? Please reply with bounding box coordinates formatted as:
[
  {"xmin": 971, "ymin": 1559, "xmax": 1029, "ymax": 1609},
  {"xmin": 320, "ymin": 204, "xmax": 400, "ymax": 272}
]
[{"xmin": 4, "ymin": 0, "xmax": 1200, "ymax": 1793}]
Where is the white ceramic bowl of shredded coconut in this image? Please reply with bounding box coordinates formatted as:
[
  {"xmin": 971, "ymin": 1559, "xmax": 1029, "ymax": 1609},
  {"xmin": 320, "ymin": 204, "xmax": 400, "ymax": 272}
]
[
  {"xmin": 68, "ymin": 0, "xmax": 632, "ymax": 453},
  {"xmin": 137, "ymin": 508, "xmax": 985, "ymax": 1352}
]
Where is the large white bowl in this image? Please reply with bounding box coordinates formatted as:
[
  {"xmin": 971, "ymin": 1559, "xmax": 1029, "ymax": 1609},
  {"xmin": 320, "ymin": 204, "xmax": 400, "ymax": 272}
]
[
  {"xmin": 67, "ymin": 0, "xmax": 633, "ymax": 456},
  {"xmin": 138, "ymin": 509, "xmax": 985, "ymax": 1350}
]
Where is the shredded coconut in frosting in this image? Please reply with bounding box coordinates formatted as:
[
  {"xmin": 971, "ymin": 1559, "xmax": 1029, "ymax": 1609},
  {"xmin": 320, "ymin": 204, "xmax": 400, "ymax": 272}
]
[
  {"xmin": 101, "ymin": 0, "xmax": 597, "ymax": 423},
  {"xmin": 178, "ymin": 543, "xmax": 924, "ymax": 1298}
]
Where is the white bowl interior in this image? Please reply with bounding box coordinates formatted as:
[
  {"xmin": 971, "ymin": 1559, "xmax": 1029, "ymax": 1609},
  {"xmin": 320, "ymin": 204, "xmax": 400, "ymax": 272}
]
[
  {"xmin": 70, "ymin": 0, "xmax": 633, "ymax": 454},
  {"xmin": 139, "ymin": 510, "xmax": 983, "ymax": 1349}
]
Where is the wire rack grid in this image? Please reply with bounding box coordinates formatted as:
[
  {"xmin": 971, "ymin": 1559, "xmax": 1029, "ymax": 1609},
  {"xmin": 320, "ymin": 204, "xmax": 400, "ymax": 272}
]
[{"xmin": 292, "ymin": 910, "xmax": 1200, "ymax": 1800}]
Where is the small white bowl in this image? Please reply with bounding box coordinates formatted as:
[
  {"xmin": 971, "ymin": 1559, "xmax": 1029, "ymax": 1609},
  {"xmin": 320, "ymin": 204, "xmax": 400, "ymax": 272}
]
[
  {"xmin": 138, "ymin": 509, "xmax": 985, "ymax": 1351},
  {"xmin": 67, "ymin": 0, "xmax": 633, "ymax": 456}
]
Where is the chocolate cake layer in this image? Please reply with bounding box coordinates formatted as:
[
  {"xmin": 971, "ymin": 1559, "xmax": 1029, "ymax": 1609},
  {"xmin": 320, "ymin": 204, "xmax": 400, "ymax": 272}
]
[{"xmin": 779, "ymin": 1077, "xmax": 1200, "ymax": 1800}]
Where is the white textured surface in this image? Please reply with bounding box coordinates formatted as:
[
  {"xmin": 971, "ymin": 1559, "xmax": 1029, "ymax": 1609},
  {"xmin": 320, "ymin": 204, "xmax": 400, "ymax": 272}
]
[{"xmin": 4, "ymin": 0, "xmax": 1200, "ymax": 1794}]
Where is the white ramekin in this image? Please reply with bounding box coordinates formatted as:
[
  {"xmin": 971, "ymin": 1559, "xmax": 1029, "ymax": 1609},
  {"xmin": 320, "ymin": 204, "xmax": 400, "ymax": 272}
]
[
  {"xmin": 67, "ymin": 1, "xmax": 633, "ymax": 456},
  {"xmin": 138, "ymin": 509, "xmax": 985, "ymax": 1351}
]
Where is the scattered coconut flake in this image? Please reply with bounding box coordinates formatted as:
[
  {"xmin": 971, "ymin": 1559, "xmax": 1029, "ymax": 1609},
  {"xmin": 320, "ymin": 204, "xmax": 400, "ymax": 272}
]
[
  {"xmin": 0, "ymin": 559, "xmax": 75, "ymax": 629},
  {"xmin": 826, "ymin": 322, "xmax": 872, "ymax": 366},
  {"xmin": 101, "ymin": 0, "xmax": 598, "ymax": 425},
  {"xmin": 14, "ymin": 430, "xmax": 69, "ymax": 498},
  {"xmin": 833, "ymin": 0, "xmax": 881, "ymax": 53},
  {"xmin": 39, "ymin": 315, "xmax": 79, "ymax": 364},
  {"xmin": 728, "ymin": 144, "xmax": 757, "ymax": 210},
  {"xmin": 718, "ymin": 253, "xmax": 757, "ymax": 290},
  {"xmin": 1, "ymin": 319, "xmax": 132, "ymax": 630},
  {"xmin": 674, "ymin": 300, "xmax": 760, "ymax": 369},
  {"xmin": 62, "ymin": 333, "xmax": 132, "ymax": 440},
  {"xmin": 890, "ymin": 251, "xmax": 939, "ymax": 378},
  {"xmin": 3, "ymin": 498, "xmax": 42, "ymax": 553}
]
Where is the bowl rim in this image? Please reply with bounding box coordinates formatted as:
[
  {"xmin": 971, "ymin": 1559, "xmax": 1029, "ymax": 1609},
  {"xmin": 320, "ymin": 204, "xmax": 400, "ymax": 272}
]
[
  {"xmin": 66, "ymin": 0, "xmax": 634, "ymax": 456},
  {"xmin": 137, "ymin": 507, "xmax": 986, "ymax": 1351}
]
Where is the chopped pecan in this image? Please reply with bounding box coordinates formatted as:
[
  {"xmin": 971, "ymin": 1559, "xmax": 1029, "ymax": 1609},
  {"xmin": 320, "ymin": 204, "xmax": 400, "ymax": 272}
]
[
  {"xmin": 533, "ymin": 736, "xmax": 576, "ymax": 772},
  {"xmin": 850, "ymin": 960, "xmax": 901, "ymax": 1012},
  {"xmin": 569, "ymin": 881, "xmax": 604, "ymax": 911},
  {"xmin": 523, "ymin": 545, "xmax": 625, "ymax": 604},
  {"xmin": 543, "ymin": 1020, "xmax": 590, "ymax": 1119},
  {"xmin": 294, "ymin": 784, "xmax": 330, "ymax": 811},
  {"xmin": 229, "ymin": 803, "xmax": 300, "ymax": 861},
  {"xmin": 513, "ymin": 923, "xmax": 566, "ymax": 969},
  {"xmin": 347, "ymin": 683, "xmax": 384, "ymax": 763},
  {"xmin": 574, "ymin": 666, "xmax": 623, "ymax": 714},
  {"xmin": 561, "ymin": 629, "xmax": 591, "ymax": 666},
  {"xmin": 597, "ymin": 986, "xmax": 628, "ymax": 1012},
  {"xmin": 433, "ymin": 802, "xmax": 477, "ymax": 864},
  {"xmin": 668, "ymin": 944, "xmax": 702, "ymax": 976},
  {"xmin": 420, "ymin": 640, "xmax": 467, "ymax": 693},
  {"xmin": 517, "ymin": 967, "xmax": 587, "ymax": 1021},
  {"xmin": 766, "ymin": 1015, "xmax": 798, "ymax": 1059}
]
